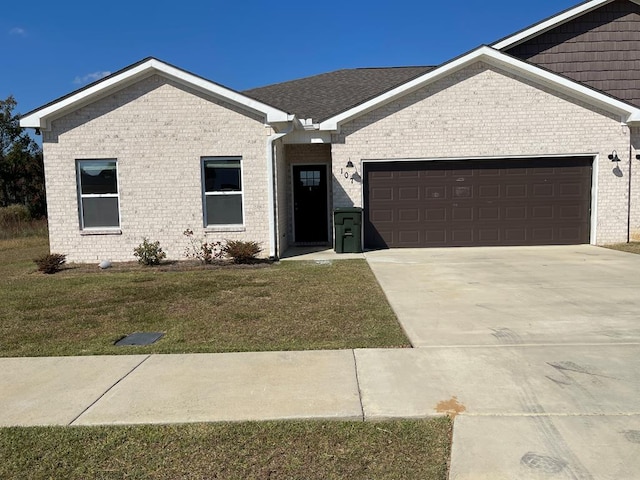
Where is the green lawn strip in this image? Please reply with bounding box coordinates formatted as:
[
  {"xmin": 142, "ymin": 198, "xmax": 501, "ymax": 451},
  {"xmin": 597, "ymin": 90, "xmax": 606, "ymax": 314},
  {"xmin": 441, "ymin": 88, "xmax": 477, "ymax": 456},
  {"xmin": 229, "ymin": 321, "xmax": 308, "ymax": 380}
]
[
  {"xmin": 603, "ymin": 242, "xmax": 640, "ymax": 255},
  {"xmin": 0, "ymin": 419, "xmax": 452, "ymax": 480},
  {"xmin": 0, "ymin": 236, "xmax": 409, "ymax": 356}
]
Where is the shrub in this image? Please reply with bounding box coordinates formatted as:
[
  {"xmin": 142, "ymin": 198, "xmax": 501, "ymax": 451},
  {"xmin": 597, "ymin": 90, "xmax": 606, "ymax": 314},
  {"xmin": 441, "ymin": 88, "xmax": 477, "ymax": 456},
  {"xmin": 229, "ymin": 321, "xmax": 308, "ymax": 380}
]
[
  {"xmin": 34, "ymin": 253, "xmax": 66, "ymax": 274},
  {"xmin": 183, "ymin": 229, "xmax": 225, "ymax": 264},
  {"xmin": 133, "ymin": 238, "xmax": 167, "ymax": 266},
  {"xmin": 0, "ymin": 204, "xmax": 31, "ymax": 225},
  {"xmin": 224, "ymin": 240, "xmax": 262, "ymax": 264}
]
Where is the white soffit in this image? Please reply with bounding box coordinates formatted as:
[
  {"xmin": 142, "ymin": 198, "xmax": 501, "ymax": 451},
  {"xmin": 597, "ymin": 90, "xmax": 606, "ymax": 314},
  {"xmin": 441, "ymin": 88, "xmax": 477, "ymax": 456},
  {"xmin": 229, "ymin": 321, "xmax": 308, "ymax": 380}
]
[
  {"xmin": 318, "ymin": 46, "xmax": 640, "ymax": 131},
  {"xmin": 20, "ymin": 58, "xmax": 292, "ymax": 129},
  {"xmin": 493, "ymin": 0, "xmax": 640, "ymax": 50}
]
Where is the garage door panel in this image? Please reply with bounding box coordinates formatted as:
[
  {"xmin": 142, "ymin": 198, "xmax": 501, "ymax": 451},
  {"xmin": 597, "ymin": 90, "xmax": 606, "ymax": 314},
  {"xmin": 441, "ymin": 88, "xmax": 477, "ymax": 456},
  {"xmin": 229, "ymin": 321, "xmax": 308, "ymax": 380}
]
[
  {"xmin": 505, "ymin": 206, "xmax": 527, "ymax": 220},
  {"xmin": 532, "ymin": 184, "xmax": 554, "ymax": 196},
  {"xmin": 425, "ymin": 208, "xmax": 446, "ymax": 221},
  {"xmin": 505, "ymin": 184, "xmax": 528, "ymax": 198},
  {"xmin": 453, "ymin": 186, "xmax": 472, "ymax": 198},
  {"xmin": 398, "ymin": 209, "xmax": 420, "ymax": 222},
  {"xmin": 452, "ymin": 207, "xmax": 473, "ymax": 221},
  {"xmin": 398, "ymin": 187, "xmax": 419, "ymax": 200},
  {"xmin": 371, "ymin": 209, "xmax": 393, "ymax": 223},
  {"xmin": 426, "ymin": 186, "xmax": 447, "ymax": 199},
  {"xmin": 479, "ymin": 207, "xmax": 500, "ymax": 220},
  {"xmin": 364, "ymin": 157, "xmax": 592, "ymax": 248},
  {"xmin": 479, "ymin": 185, "xmax": 500, "ymax": 197},
  {"xmin": 398, "ymin": 230, "xmax": 420, "ymax": 244},
  {"xmin": 425, "ymin": 230, "xmax": 446, "ymax": 243},
  {"xmin": 478, "ymin": 229, "xmax": 500, "ymax": 242}
]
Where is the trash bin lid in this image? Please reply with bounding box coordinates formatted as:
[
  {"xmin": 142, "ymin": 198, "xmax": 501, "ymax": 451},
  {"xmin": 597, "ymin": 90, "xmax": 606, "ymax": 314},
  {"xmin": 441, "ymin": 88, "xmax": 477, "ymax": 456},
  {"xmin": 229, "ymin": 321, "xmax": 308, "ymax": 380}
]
[{"xmin": 333, "ymin": 207, "xmax": 362, "ymax": 213}]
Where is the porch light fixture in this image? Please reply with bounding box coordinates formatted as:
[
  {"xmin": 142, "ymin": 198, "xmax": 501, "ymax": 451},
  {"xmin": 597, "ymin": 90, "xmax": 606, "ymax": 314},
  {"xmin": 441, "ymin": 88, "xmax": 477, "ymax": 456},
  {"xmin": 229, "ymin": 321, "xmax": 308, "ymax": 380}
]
[
  {"xmin": 609, "ymin": 150, "xmax": 621, "ymax": 162},
  {"xmin": 342, "ymin": 159, "xmax": 358, "ymax": 183}
]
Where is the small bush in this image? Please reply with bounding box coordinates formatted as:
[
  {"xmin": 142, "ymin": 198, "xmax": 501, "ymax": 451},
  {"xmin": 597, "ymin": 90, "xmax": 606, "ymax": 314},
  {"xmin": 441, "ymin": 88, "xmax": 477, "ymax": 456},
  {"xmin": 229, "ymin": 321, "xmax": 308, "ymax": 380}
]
[
  {"xmin": 0, "ymin": 204, "xmax": 31, "ymax": 225},
  {"xmin": 183, "ymin": 229, "xmax": 224, "ymax": 264},
  {"xmin": 133, "ymin": 238, "xmax": 167, "ymax": 266},
  {"xmin": 34, "ymin": 253, "xmax": 66, "ymax": 274},
  {"xmin": 224, "ymin": 240, "xmax": 262, "ymax": 264}
]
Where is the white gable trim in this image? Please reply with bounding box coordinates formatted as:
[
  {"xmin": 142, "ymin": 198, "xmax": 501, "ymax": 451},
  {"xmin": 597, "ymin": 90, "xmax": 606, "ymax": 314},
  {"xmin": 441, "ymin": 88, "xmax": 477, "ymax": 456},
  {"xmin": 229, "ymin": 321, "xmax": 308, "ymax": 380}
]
[
  {"xmin": 493, "ymin": 0, "xmax": 640, "ymax": 50},
  {"xmin": 20, "ymin": 58, "xmax": 293, "ymax": 129},
  {"xmin": 318, "ymin": 46, "xmax": 640, "ymax": 131}
]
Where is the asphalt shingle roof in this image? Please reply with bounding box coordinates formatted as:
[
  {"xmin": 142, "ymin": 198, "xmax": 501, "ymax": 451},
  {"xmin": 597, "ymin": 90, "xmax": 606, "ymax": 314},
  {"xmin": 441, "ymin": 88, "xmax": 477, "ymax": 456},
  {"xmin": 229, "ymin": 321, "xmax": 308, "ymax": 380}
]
[{"xmin": 243, "ymin": 66, "xmax": 436, "ymax": 123}]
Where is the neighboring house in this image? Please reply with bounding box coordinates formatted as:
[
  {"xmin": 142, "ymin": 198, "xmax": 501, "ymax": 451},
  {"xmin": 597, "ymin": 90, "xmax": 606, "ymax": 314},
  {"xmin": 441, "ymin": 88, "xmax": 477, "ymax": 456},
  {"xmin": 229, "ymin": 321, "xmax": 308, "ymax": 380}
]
[{"xmin": 20, "ymin": 0, "xmax": 640, "ymax": 262}]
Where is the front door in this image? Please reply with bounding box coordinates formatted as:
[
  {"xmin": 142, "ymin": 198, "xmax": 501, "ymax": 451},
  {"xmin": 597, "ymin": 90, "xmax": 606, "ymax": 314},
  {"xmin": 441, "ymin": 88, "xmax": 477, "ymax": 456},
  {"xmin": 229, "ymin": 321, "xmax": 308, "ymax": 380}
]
[{"xmin": 293, "ymin": 165, "xmax": 328, "ymax": 243}]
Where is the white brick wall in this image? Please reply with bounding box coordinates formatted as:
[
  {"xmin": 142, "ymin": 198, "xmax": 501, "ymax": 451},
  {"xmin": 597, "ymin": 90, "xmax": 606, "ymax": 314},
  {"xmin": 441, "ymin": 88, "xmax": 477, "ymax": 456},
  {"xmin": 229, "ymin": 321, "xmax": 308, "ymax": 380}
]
[
  {"xmin": 43, "ymin": 74, "xmax": 272, "ymax": 262},
  {"xmin": 331, "ymin": 62, "xmax": 633, "ymax": 244}
]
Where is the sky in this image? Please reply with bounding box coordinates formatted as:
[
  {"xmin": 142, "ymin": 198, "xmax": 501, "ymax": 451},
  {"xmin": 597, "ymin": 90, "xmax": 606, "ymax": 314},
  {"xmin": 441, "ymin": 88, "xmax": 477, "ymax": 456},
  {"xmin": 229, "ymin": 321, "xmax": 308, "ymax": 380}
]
[{"xmin": 2, "ymin": 0, "xmax": 579, "ymax": 118}]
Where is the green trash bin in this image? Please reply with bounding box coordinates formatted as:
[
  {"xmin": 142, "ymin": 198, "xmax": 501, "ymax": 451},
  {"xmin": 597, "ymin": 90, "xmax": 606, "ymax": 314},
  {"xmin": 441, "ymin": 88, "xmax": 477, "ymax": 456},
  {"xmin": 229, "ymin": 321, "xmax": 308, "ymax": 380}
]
[{"xmin": 334, "ymin": 207, "xmax": 363, "ymax": 253}]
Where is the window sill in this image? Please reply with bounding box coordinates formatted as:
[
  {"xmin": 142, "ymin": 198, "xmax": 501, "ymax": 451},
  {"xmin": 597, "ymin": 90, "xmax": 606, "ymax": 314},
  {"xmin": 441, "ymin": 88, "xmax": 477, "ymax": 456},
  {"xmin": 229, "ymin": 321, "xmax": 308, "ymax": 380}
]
[
  {"xmin": 80, "ymin": 229, "xmax": 122, "ymax": 236},
  {"xmin": 204, "ymin": 226, "xmax": 246, "ymax": 234}
]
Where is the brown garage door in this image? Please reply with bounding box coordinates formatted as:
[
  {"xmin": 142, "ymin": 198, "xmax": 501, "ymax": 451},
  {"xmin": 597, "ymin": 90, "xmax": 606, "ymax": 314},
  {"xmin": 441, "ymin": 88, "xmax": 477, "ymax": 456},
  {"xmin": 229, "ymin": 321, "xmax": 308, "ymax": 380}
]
[{"xmin": 364, "ymin": 157, "xmax": 592, "ymax": 248}]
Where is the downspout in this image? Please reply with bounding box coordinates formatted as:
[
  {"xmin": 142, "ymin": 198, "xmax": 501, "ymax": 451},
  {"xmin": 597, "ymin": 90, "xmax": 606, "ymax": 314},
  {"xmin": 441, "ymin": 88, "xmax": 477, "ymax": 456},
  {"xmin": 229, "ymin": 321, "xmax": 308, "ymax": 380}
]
[
  {"xmin": 628, "ymin": 134, "xmax": 633, "ymax": 243},
  {"xmin": 266, "ymin": 123, "xmax": 294, "ymax": 259}
]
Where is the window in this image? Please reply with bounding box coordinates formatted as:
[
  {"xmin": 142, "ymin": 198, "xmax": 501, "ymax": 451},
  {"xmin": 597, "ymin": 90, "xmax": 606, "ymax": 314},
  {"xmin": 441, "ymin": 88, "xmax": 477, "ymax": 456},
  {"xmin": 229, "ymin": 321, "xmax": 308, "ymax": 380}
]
[
  {"xmin": 202, "ymin": 157, "xmax": 243, "ymax": 226},
  {"xmin": 77, "ymin": 159, "xmax": 120, "ymax": 229}
]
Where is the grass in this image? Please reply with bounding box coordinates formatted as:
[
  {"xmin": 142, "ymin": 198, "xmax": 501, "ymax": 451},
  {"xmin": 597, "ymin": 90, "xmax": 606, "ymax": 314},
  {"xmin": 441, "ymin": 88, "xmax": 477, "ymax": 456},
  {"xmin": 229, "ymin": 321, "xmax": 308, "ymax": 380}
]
[
  {"xmin": 603, "ymin": 242, "xmax": 640, "ymax": 255},
  {"xmin": 0, "ymin": 419, "xmax": 452, "ymax": 480},
  {"xmin": 0, "ymin": 235, "xmax": 409, "ymax": 357}
]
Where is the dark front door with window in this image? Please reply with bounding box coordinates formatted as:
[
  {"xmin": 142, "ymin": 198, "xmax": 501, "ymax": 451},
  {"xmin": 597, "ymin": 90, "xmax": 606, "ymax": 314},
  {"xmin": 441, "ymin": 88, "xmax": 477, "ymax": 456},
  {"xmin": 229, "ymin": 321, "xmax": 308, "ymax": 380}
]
[{"xmin": 293, "ymin": 165, "xmax": 328, "ymax": 243}]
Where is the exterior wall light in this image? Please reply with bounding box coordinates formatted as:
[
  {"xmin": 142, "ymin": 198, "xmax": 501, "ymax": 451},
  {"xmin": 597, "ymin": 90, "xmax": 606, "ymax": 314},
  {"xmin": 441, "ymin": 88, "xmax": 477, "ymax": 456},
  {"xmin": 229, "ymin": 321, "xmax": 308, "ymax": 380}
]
[
  {"xmin": 609, "ymin": 150, "xmax": 621, "ymax": 162},
  {"xmin": 343, "ymin": 159, "xmax": 359, "ymax": 183}
]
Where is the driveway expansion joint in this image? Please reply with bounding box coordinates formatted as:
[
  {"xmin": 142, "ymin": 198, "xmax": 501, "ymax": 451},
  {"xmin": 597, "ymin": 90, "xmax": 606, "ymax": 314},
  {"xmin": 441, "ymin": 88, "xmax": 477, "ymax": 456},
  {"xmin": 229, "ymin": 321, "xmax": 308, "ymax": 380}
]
[{"xmin": 68, "ymin": 355, "xmax": 151, "ymax": 426}]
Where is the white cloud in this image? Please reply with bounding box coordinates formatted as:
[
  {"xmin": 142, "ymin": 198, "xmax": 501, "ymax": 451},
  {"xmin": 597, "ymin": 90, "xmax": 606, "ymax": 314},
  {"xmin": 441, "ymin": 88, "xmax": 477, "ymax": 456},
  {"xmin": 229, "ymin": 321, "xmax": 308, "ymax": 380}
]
[
  {"xmin": 73, "ymin": 71, "xmax": 112, "ymax": 85},
  {"xmin": 9, "ymin": 27, "xmax": 26, "ymax": 36}
]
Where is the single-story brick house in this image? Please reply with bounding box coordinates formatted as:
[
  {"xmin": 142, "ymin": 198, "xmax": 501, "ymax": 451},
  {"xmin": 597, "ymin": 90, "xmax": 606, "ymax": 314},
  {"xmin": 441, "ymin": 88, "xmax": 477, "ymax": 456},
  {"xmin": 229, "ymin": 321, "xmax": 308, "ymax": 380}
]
[{"xmin": 20, "ymin": 0, "xmax": 640, "ymax": 262}]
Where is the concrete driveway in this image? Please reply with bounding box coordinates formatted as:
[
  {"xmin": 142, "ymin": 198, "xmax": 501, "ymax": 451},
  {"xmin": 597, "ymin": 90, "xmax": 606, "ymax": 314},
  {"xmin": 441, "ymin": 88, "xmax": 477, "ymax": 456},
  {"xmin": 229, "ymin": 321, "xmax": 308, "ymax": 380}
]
[
  {"xmin": 365, "ymin": 245, "xmax": 640, "ymax": 480},
  {"xmin": 365, "ymin": 245, "xmax": 640, "ymax": 347}
]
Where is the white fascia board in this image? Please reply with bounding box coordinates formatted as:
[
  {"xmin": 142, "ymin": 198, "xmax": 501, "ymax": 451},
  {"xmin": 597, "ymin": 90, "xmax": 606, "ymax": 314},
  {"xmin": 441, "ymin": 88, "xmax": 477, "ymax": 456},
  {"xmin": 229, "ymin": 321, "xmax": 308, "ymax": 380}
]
[
  {"xmin": 318, "ymin": 46, "xmax": 640, "ymax": 131},
  {"xmin": 20, "ymin": 58, "xmax": 291, "ymax": 129},
  {"xmin": 492, "ymin": 0, "xmax": 640, "ymax": 50}
]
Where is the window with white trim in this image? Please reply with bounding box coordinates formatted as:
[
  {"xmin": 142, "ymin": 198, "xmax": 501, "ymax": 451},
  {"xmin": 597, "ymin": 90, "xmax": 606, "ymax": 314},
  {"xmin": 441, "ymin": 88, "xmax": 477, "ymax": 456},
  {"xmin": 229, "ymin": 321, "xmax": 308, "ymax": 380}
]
[
  {"xmin": 77, "ymin": 159, "xmax": 120, "ymax": 229},
  {"xmin": 202, "ymin": 157, "xmax": 243, "ymax": 226}
]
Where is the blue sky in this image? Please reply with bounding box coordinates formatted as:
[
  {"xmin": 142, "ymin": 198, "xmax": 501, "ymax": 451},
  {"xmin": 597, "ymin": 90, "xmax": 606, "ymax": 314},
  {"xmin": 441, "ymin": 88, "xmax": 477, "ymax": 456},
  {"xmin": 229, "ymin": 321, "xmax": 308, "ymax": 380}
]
[{"xmin": 2, "ymin": 0, "xmax": 578, "ymax": 116}]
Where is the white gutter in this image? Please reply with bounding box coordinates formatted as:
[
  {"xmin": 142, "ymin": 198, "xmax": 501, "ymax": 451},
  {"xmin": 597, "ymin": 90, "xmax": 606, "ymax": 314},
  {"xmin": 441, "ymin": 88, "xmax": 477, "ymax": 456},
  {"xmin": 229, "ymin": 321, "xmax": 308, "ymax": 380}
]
[{"xmin": 266, "ymin": 124, "xmax": 294, "ymax": 259}]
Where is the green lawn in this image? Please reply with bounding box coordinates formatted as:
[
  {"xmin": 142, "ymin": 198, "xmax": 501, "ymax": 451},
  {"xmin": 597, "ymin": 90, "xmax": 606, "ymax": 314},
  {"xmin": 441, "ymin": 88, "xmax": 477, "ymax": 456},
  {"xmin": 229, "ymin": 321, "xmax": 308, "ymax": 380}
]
[
  {"xmin": 0, "ymin": 236, "xmax": 409, "ymax": 356},
  {"xmin": 0, "ymin": 419, "xmax": 452, "ymax": 480}
]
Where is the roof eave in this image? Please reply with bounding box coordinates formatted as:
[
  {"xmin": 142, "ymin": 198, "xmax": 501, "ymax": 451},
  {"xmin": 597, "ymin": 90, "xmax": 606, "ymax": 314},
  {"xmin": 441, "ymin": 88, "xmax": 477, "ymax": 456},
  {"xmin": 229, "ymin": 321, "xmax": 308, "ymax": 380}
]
[
  {"xmin": 318, "ymin": 46, "xmax": 640, "ymax": 131},
  {"xmin": 19, "ymin": 58, "xmax": 292, "ymax": 130}
]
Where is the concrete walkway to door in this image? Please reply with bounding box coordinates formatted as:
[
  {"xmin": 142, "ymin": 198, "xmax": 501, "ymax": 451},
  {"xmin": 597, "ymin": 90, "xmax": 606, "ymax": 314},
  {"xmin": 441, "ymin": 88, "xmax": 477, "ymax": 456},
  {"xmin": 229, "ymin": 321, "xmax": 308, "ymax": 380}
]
[{"xmin": 365, "ymin": 245, "xmax": 640, "ymax": 480}]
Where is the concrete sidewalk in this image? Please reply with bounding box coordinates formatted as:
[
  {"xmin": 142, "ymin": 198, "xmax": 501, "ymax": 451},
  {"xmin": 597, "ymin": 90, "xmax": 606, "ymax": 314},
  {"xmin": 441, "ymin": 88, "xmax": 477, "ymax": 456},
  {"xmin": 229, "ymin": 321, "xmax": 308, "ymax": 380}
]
[{"xmin": 2, "ymin": 345, "xmax": 640, "ymax": 478}]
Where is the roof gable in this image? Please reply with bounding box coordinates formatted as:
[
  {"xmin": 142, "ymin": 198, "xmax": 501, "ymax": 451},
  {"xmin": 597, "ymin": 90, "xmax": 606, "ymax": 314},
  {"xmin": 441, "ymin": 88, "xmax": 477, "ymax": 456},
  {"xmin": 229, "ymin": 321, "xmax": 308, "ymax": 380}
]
[
  {"xmin": 492, "ymin": 0, "xmax": 640, "ymax": 50},
  {"xmin": 504, "ymin": 0, "xmax": 640, "ymax": 108},
  {"xmin": 318, "ymin": 46, "xmax": 640, "ymax": 131},
  {"xmin": 20, "ymin": 58, "xmax": 292, "ymax": 129}
]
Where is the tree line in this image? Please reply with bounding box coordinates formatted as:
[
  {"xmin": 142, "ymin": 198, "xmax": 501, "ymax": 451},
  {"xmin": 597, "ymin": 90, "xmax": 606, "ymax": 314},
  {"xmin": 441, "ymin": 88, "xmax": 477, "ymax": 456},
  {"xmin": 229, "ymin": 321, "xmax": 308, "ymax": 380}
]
[{"xmin": 0, "ymin": 96, "xmax": 46, "ymax": 217}]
